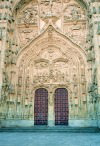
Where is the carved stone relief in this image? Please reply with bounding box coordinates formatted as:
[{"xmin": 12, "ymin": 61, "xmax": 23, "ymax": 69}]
[
  {"xmin": 17, "ymin": 2, "xmax": 38, "ymax": 25},
  {"xmin": 0, "ymin": 0, "xmax": 90, "ymax": 120},
  {"xmin": 64, "ymin": 22, "xmax": 87, "ymax": 47},
  {"xmin": 16, "ymin": 30, "xmax": 87, "ymax": 117},
  {"xmin": 63, "ymin": 4, "xmax": 86, "ymax": 21},
  {"xmin": 17, "ymin": 27, "xmax": 38, "ymax": 47},
  {"xmin": 15, "ymin": 0, "xmax": 87, "ymax": 48},
  {"xmin": 40, "ymin": 0, "xmax": 62, "ymax": 22}
]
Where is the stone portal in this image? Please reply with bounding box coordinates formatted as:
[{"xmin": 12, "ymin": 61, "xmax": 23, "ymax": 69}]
[{"xmin": 0, "ymin": 0, "xmax": 99, "ymax": 128}]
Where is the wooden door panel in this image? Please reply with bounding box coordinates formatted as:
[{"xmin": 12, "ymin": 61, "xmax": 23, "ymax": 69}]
[
  {"xmin": 55, "ymin": 88, "xmax": 69, "ymax": 125},
  {"xmin": 34, "ymin": 88, "xmax": 48, "ymax": 125}
]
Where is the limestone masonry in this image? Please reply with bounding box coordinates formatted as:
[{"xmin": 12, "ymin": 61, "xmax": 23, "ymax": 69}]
[{"xmin": 0, "ymin": 0, "xmax": 100, "ymax": 128}]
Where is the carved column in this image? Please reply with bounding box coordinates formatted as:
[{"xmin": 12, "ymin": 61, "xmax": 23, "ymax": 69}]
[
  {"xmin": 0, "ymin": 26, "xmax": 7, "ymax": 98},
  {"xmin": 0, "ymin": 0, "xmax": 13, "ymax": 99},
  {"xmin": 48, "ymin": 90, "xmax": 55, "ymax": 127},
  {"xmin": 90, "ymin": 2, "xmax": 100, "ymax": 127}
]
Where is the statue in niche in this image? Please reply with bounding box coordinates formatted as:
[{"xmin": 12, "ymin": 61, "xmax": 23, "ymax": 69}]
[
  {"xmin": 82, "ymin": 84, "xmax": 86, "ymax": 94},
  {"xmin": 87, "ymin": 50, "xmax": 93, "ymax": 62},
  {"xmin": 18, "ymin": 6, "xmax": 38, "ymax": 25},
  {"xmin": 64, "ymin": 8, "xmax": 72, "ymax": 20},
  {"xmin": 71, "ymin": 24, "xmax": 86, "ymax": 45},
  {"xmin": 65, "ymin": 72, "xmax": 69, "ymax": 82},
  {"xmin": 71, "ymin": 7, "xmax": 80, "ymax": 20},
  {"xmin": 97, "ymin": 22, "xmax": 100, "ymax": 35},
  {"xmin": 73, "ymin": 74, "xmax": 78, "ymax": 84},
  {"xmin": 24, "ymin": 9, "xmax": 37, "ymax": 24},
  {"xmin": 49, "ymin": 94, "xmax": 53, "ymax": 105},
  {"xmin": 33, "ymin": 75, "xmax": 38, "ymax": 83},
  {"xmin": 1, "ymin": 72, "xmax": 13, "ymax": 98},
  {"xmin": 81, "ymin": 73, "xmax": 86, "ymax": 94},
  {"xmin": 18, "ymin": 77, "xmax": 22, "ymax": 87},
  {"xmin": 18, "ymin": 29, "xmax": 38, "ymax": 47},
  {"xmin": 25, "ymin": 88, "xmax": 30, "ymax": 95},
  {"xmin": 9, "ymin": 84, "xmax": 15, "ymax": 94},
  {"xmin": 42, "ymin": 74, "xmax": 48, "ymax": 82},
  {"xmin": 64, "ymin": 5, "xmax": 85, "ymax": 21},
  {"xmin": 81, "ymin": 75, "xmax": 86, "ymax": 84},
  {"xmin": 64, "ymin": 23, "xmax": 86, "ymax": 46},
  {"xmin": 40, "ymin": 0, "xmax": 62, "ymax": 21},
  {"xmin": 0, "ymin": 28, "xmax": 2, "ymax": 40},
  {"xmin": 73, "ymin": 87, "xmax": 78, "ymax": 97},
  {"xmin": 25, "ymin": 77, "xmax": 30, "ymax": 87},
  {"xmin": 81, "ymin": 66, "xmax": 85, "ymax": 76},
  {"xmin": 38, "ymin": 75, "xmax": 44, "ymax": 83}
]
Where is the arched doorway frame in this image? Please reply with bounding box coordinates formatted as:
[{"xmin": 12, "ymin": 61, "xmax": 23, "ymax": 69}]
[
  {"xmin": 32, "ymin": 84, "xmax": 72, "ymax": 126},
  {"xmin": 16, "ymin": 24, "xmax": 89, "ymax": 123}
]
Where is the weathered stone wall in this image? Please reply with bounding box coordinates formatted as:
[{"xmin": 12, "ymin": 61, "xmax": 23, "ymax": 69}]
[
  {"xmin": 90, "ymin": 1, "xmax": 100, "ymax": 128},
  {"xmin": 0, "ymin": 0, "xmax": 100, "ymax": 127}
]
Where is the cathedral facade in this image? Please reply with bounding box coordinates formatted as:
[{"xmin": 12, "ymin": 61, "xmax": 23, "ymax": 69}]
[{"xmin": 0, "ymin": 0, "xmax": 100, "ymax": 128}]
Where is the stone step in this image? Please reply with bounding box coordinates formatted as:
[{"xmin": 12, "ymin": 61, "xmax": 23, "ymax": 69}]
[{"xmin": 0, "ymin": 126, "xmax": 100, "ymax": 133}]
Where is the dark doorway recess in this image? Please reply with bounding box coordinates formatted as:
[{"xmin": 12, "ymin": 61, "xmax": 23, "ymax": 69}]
[
  {"xmin": 34, "ymin": 88, "xmax": 48, "ymax": 125},
  {"xmin": 55, "ymin": 88, "xmax": 69, "ymax": 125}
]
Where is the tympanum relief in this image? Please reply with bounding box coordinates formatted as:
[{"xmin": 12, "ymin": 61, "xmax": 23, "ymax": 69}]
[{"xmin": 33, "ymin": 47, "xmax": 69, "ymax": 84}]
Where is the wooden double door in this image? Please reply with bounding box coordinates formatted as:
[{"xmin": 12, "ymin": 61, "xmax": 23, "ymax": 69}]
[{"xmin": 34, "ymin": 88, "xmax": 69, "ymax": 125}]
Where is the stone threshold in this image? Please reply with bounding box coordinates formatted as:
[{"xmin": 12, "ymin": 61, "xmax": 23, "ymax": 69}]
[{"xmin": 0, "ymin": 126, "xmax": 100, "ymax": 133}]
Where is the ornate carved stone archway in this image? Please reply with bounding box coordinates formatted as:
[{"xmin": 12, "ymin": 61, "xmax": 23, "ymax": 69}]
[{"xmin": 15, "ymin": 22, "xmax": 89, "ymax": 123}]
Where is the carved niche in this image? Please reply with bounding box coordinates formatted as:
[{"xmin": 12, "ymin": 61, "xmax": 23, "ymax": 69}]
[
  {"xmin": 40, "ymin": 0, "xmax": 62, "ymax": 22},
  {"xmin": 63, "ymin": 2, "xmax": 87, "ymax": 47},
  {"xmin": 16, "ymin": 1, "xmax": 38, "ymax": 47},
  {"xmin": 17, "ymin": 2, "xmax": 38, "ymax": 25}
]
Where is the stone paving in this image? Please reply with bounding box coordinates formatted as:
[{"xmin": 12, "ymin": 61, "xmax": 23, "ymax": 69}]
[{"xmin": 0, "ymin": 132, "xmax": 100, "ymax": 146}]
